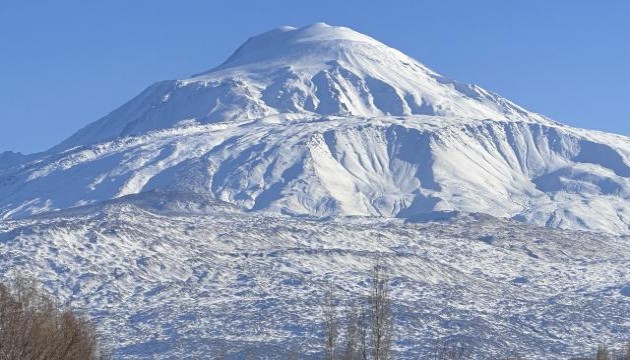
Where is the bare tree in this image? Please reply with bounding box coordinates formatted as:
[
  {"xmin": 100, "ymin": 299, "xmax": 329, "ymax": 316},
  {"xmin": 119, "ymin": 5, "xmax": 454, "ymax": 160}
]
[
  {"xmin": 369, "ymin": 262, "xmax": 392, "ymax": 360},
  {"xmin": 321, "ymin": 261, "xmax": 393, "ymax": 360},
  {"xmin": 343, "ymin": 305, "xmax": 367, "ymax": 360},
  {"xmin": 0, "ymin": 275, "xmax": 100, "ymax": 360},
  {"xmin": 323, "ymin": 289, "xmax": 339, "ymax": 360}
]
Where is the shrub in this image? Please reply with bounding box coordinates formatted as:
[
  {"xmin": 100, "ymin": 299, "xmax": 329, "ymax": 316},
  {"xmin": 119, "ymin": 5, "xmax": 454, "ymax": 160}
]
[{"xmin": 0, "ymin": 276, "xmax": 101, "ymax": 360}]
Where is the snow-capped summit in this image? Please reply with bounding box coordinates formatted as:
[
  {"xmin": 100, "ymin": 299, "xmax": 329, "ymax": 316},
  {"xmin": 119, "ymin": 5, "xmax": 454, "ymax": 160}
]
[
  {"xmin": 56, "ymin": 23, "xmax": 551, "ymax": 150},
  {"xmin": 1, "ymin": 24, "xmax": 629, "ymax": 234},
  {"xmin": 3, "ymin": 23, "xmax": 630, "ymax": 360},
  {"xmin": 208, "ymin": 22, "xmax": 383, "ymax": 70}
]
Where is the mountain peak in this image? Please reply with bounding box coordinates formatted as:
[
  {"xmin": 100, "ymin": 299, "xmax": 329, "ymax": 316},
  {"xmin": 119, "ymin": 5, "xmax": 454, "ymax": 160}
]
[
  {"xmin": 208, "ymin": 23, "xmax": 387, "ymax": 72},
  {"xmin": 55, "ymin": 24, "xmax": 553, "ymax": 151}
]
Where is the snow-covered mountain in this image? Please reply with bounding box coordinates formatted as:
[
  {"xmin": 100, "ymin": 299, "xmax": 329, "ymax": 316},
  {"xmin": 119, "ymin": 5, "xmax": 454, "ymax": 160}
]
[
  {"xmin": 1, "ymin": 22, "xmax": 629, "ymax": 233},
  {"xmin": 2, "ymin": 23, "xmax": 630, "ymax": 358}
]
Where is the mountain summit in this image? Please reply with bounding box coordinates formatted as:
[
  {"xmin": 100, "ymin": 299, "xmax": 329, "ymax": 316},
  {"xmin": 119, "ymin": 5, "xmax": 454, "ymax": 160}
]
[
  {"xmin": 57, "ymin": 23, "xmax": 551, "ymax": 150},
  {"xmin": 210, "ymin": 22, "xmax": 386, "ymax": 69},
  {"xmin": 1, "ymin": 24, "xmax": 629, "ymax": 233}
]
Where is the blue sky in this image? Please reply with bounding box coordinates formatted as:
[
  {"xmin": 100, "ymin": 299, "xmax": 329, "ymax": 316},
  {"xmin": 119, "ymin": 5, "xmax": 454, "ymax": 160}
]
[{"xmin": 1, "ymin": 0, "xmax": 629, "ymax": 154}]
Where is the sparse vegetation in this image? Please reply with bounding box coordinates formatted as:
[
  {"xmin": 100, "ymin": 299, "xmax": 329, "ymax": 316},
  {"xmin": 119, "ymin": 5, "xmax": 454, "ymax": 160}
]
[
  {"xmin": 318, "ymin": 262, "xmax": 630, "ymax": 360},
  {"xmin": 369, "ymin": 263, "xmax": 392, "ymax": 360},
  {"xmin": 322, "ymin": 262, "xmax": 393, "ymax": 360},
  {"xmin": 0, "ymin": 275, "xmax": 101, "ymax": 360},
  {"xmin": 1, "ymin": 270, "xmax": 626, "ymax": 359}
]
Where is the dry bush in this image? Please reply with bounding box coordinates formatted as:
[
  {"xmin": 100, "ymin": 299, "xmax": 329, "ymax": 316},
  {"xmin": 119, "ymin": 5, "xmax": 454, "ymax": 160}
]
[{"xmin": 0, "ymin": 276, "xmax": 100, "ymax": 360}]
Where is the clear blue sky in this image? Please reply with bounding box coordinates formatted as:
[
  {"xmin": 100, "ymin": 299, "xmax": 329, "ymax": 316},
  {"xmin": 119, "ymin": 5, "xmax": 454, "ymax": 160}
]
[{"xmin": 1, "ymin": 0, "xmax": 629, "ymax": 154}]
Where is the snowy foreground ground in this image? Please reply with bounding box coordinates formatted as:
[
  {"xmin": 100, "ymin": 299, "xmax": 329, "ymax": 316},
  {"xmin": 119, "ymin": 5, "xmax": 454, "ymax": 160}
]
[{"xmin": 1, "ymin": 192, "xmax": 628, "ymax": 359}]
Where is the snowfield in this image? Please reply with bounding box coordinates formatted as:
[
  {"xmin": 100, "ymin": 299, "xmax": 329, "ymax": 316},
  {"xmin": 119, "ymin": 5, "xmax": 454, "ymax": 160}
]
[
  {"xmin": 1, "ymin": 192, "xmax": 629, "ymax": 358},
  {"xmin": 1, "ymin": 23, "xmax": 629, "ymax": 358},
  {"xmin": 2, "ymin": 114, "xmax": 629, "ymax": 234}
]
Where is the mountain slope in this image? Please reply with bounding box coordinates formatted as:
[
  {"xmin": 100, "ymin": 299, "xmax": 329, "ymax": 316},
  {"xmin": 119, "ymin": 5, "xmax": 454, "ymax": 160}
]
[
  {"xmin": 0, "ymin": 23, "xmax": 629, "ymax": 234},
  {"xmin": 2, "ymin": 23, "xmax": 630, "ymax": 359},
  {"xmin": 2, "ymin": 115, "xmax": 629, "ymax": 233},
  {"xmin": 1, "ymin": 193, "xmax": 628, "ymax": 358}
]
